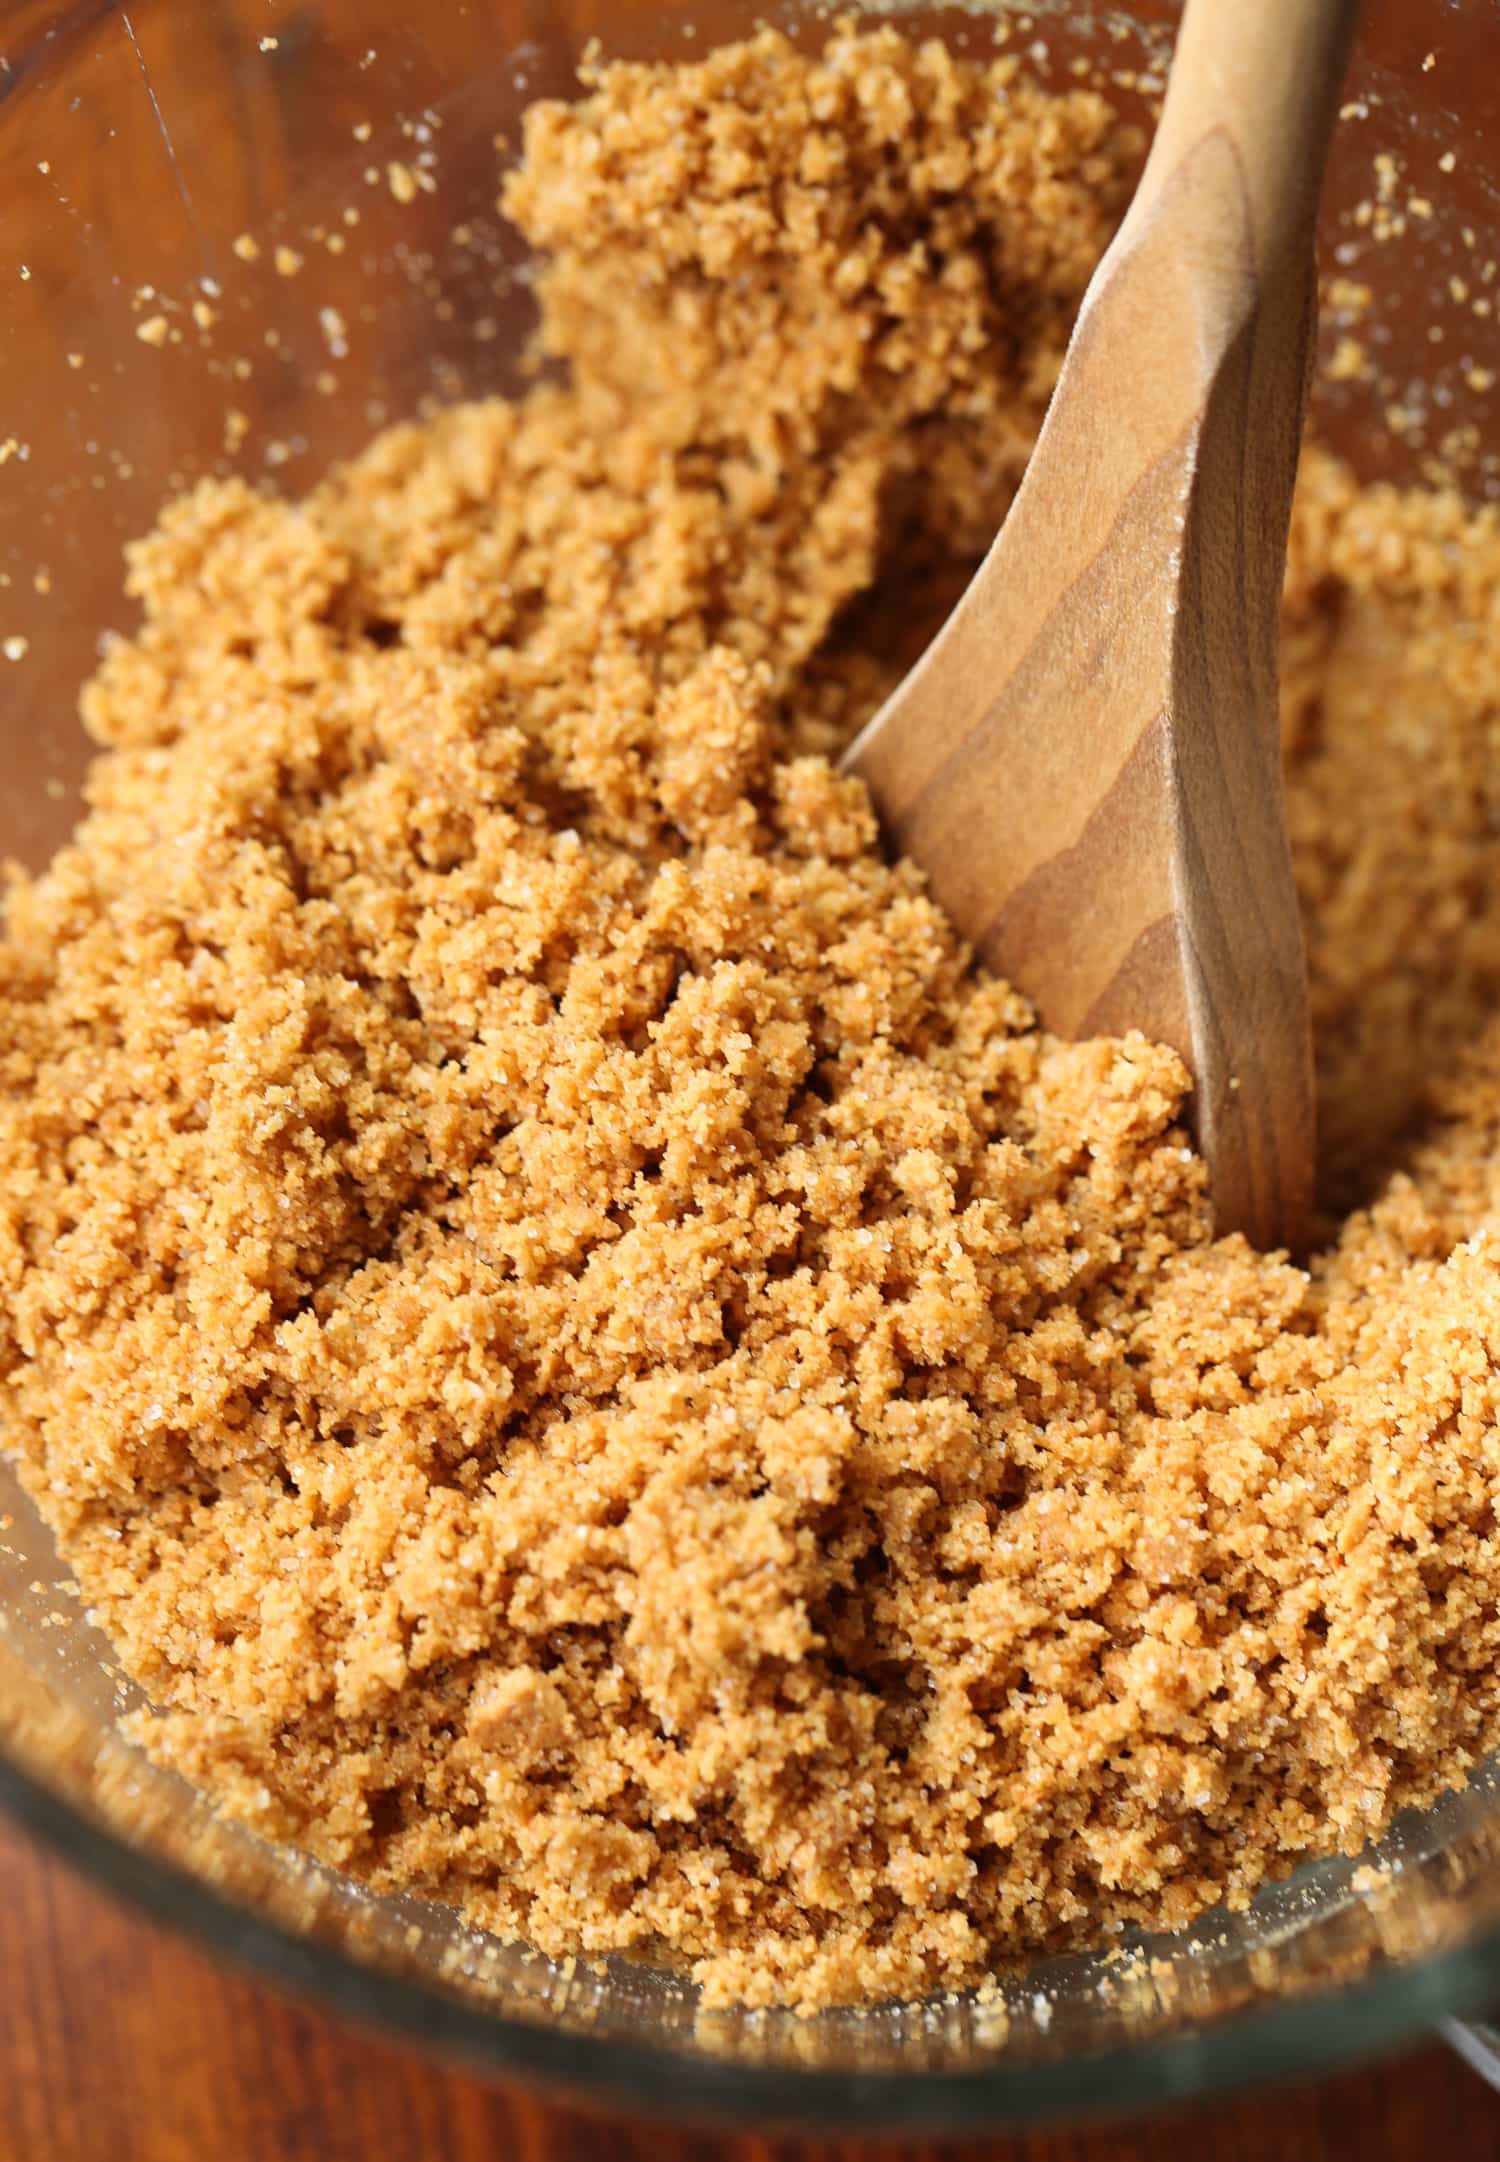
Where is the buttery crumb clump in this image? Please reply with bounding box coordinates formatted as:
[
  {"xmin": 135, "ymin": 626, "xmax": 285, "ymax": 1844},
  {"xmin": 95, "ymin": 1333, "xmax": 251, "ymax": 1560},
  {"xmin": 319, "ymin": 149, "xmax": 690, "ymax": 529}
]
[{"xmin": 7, "ymin": 27, "xmax": 1500, "ymax": 2014}]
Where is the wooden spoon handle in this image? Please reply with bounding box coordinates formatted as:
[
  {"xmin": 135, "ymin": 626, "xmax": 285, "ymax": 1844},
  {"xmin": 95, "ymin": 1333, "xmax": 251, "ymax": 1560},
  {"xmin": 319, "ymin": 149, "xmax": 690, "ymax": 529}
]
[
  {"xmin": 1121, "ymin": 0, "xmax": 1356, "ymax": 1251},
  {"xmin": 1139, "ymin": 0, "xmax": 1359, "ymax": 274},
  {"xmin": 845, "ymin": 0, "xmax": 1360, "ymax": 1252}
]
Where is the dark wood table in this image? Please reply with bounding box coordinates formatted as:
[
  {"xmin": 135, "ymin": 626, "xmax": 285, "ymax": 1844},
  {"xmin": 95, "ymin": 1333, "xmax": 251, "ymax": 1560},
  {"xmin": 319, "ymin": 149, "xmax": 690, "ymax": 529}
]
[{"xmin": 2, "ymin": 1815, "xmax": 1497, "ymax": 2162}]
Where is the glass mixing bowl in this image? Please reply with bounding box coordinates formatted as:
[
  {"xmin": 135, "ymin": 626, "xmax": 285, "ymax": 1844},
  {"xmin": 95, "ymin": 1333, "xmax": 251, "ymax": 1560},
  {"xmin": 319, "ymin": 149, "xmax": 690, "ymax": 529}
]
[{"xmin": 4, "ymin": 0, "xmax": 1500, "ymax": 2134}]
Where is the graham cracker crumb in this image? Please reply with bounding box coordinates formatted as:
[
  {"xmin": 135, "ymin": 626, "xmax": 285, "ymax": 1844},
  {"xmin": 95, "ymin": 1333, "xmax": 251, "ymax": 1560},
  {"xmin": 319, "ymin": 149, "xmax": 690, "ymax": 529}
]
[{"xmin": 5, "ymin": 25, "xmax": 1500, "ymax": 2018}]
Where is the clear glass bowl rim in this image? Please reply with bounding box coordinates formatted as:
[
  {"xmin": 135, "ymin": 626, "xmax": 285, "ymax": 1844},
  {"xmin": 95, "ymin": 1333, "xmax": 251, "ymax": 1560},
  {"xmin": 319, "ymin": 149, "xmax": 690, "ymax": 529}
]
[
  {"xmin": 5, "ymin": 1744, "xmax": 1499, "ymax": 2132},
  {"xmin": 5, "ymin": 0, "xmax": 1500, "ymax": 2132}
]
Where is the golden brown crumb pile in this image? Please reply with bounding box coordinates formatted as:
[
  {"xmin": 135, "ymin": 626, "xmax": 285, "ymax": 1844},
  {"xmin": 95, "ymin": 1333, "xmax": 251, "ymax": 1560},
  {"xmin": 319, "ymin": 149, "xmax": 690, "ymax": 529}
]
[{"xmin": 6, "ymin": 27, "xmax": 1500, "ymax": 2014}]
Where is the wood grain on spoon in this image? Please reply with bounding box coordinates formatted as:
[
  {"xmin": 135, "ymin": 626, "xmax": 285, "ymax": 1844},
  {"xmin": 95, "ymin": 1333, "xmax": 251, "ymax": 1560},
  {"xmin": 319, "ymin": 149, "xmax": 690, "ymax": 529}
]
[{"xmin": 844, "ymin": 0, "xmax": 1358, "ymax": 1252}]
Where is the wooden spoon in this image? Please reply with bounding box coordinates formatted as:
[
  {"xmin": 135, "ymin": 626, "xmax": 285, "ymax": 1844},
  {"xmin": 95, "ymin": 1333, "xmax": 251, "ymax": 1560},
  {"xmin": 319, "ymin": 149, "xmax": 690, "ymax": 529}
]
[{"xmin": 844, "ymin": 0, "xmax": 1358, "ymax": 1252}]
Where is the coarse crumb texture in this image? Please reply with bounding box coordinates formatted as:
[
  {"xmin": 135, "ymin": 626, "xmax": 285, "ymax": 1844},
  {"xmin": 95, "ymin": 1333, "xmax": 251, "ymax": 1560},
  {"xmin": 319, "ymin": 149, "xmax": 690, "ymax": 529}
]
[{"xmin": 6, "ymin": 26, "xmax": 1500, "ymax": 2015}]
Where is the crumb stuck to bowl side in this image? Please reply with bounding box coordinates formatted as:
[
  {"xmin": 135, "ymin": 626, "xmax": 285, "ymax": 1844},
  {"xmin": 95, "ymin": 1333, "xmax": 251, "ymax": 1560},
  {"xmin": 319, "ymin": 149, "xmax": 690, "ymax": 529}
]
[{"xmin": 5, "ymin": 23, "xmax": 1500, "ymax": 2015}]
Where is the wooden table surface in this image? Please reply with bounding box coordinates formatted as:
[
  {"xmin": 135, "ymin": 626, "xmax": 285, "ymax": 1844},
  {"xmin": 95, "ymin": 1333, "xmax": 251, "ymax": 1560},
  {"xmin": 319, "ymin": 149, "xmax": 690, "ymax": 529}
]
[{"xmin": 3, "ymin": 1815, "xmax": 1498, "ymax": 2162}]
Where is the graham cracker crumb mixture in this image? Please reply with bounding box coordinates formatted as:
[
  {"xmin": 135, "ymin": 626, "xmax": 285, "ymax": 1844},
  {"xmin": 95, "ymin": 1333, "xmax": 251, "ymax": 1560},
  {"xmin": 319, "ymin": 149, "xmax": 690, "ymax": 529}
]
[{"xmin": 6, "ymin": 27, "xmax": 1500, "ymax": 2013}]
